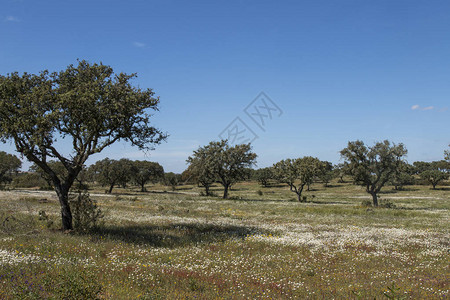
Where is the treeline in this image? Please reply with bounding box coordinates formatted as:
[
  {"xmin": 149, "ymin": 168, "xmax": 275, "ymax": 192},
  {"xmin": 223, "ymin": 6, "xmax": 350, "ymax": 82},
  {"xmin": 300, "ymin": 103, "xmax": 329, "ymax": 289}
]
[
  {"xmin": 1, "ymin": 141, "xmax": 449, "ymax": 206},
  {"xmin": 1, "ymin": 157, "xmax": 181, "ymax": 193},
  {"xmin": 253, "ymin": 159, "xmax": 449, "ymax": 190},
  {"xmin": 183, "ymin": 140, "xmax": 449, "ymax": 206}
]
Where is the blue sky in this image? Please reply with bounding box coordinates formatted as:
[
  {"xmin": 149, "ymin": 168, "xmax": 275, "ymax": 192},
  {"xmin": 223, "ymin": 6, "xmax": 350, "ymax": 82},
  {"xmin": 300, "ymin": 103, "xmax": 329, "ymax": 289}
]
[{"xmin": 1, "ymin": 0, "xmax": 449, "ymax": 172}]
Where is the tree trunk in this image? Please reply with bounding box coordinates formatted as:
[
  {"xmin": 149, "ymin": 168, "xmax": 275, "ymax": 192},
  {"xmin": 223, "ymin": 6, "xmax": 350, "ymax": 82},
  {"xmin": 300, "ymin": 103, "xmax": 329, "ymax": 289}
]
[
  {"xmin": 205, "ymin": 185, "xmax": 210, "ymax": 196},
  {"xmin": 108, "ymin": 182, "xmax": 115, "ymax": 194},
  {"xmin": 432, "ymin": 182, "xmax": 436, "ymax": 190},
  {"xmin": 140, "ymin": 182, "xmax": 146, "ymax": 192},
  {"xmin": 55, "ymin": 186, "xmax": 73, "ymax": 230},
  {"xmin": 223, "ymin": 184, "xmax": 229, "ymax": 199},
  {"xmin": 371, "ymin": 192, "xmax": 378, "ymax": 207}
]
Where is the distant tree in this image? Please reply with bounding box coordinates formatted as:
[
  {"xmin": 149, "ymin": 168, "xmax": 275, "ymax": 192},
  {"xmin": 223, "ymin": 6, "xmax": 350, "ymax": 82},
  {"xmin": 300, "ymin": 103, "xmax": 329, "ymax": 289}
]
[
  {"xmin": 180, "ymin": 166, "xmax": 198, "ymax": 185},
  {"xmin": 90, "ymin": 158, "xmax": 135, "ymax": 193},
  {"xmin": 164, "ymin": 172, "xmax": 182, "ymax": 191},
  {"xmin": 186, "ymin": 147, "xmax": 217, "ymax": 196},
  {"xmin": 30, "ymin": 161, "xmax": 67, "ymax": 188},
  {"xmin": 255, "ymin": 167, "xmax": 273, "ymax": 187},
  {"xmin": 12, "ymin": 172, "xmax": 47, "ymax": 188},
  {"xmin": 183, "ymin": 163, "xmax": 215, "ymax": 196},
  {"xmin": 420, "ymin": 170, "xmax": 449, "ymax": 190},
  {"xmin": 389, "ymin": 161, "xmax": 414, "ymax": 190},
  {"xmin": 0, "ymin": 151, "xmax": 21, "ymax": 185},
  {"xmin": 0, "ymin": 60, "xmax": 166, "ymax": 230},
  {"xmin": 132, "ymin": 161, "xmax": 164, "ymax": 192},
  {"xmin": 188, "ymin": 140, "xmax": 257, "ymax": 199},
  {"xmin": 273, "ymin": 156, "xmax": 322, "ymax": 202},
  {"xmin": 431, "ymin": 160, "xmax": 450, "ymax": 174},
  {"xmin": 340, "ymin": 140, "xmax": 407, "ymax": 206},
  {"xmin": 333, "ymin": 163, "xmax": 348, "ymax": 183},
  {"xmin": 413, "ymin": 161, "xmax": 432, "ymax": 175},
  {"xmin": 317, "ymin": 161, "xmax": 333, "ymax": 187}
]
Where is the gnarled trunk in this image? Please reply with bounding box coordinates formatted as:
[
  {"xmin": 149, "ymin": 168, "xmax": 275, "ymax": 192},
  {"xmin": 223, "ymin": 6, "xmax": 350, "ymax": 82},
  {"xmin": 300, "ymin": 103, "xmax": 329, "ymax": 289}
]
[
  {"xmin": 108, "ymin": 182, "xmax": 115, "ymax": 194},
  {"xmin": 370, "ymin": 192, "xmax": 378, "ymax": 207},
  {"xmin": 55, "ymin": 185, "xmax": 73, "ymax": 230},
  {"xmin": 223, "ymin": 183, "xmax": 229, "ymax": 199}
]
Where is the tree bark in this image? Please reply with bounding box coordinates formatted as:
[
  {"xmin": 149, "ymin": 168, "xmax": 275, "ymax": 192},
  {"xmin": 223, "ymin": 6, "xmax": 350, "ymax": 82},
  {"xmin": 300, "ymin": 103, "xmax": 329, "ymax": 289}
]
[
  {"xmin": 108, "ymin": 182, "xmax": 115, "ymax": 194},
  {"xmin": 55, "ymin": 185, "xmax": 73, "ymax": 230},
  {"xmin": 371, "ymin": 192, "xmax": 378, "ymax": 207},
  {"xmin": 223, "ymin": 183, "xmax": 229, "ymax": 199}
]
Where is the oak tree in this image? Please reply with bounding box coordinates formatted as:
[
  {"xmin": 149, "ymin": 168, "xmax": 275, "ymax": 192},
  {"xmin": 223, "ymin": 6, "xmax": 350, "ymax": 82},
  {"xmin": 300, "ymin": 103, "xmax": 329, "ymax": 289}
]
[
  {"xmin": 340, "ymin": 140, "xmax": 407, "ymax": 206},
  {"xmin": 0, "ymin": 151, "xmax": 21, "ymax": 185},
  {"xmin": 188, "ymin": 140, "xmax": 257, "ymax": 199},
  {"xmin": 420, "ymin": 170, "xmax": 448, "ymax": 190},
  {"xmin": 0, "ymin": 60, "xmax": 166, "ymax": 229},
  {"xmin": 132, "ymin": 160, "xmax": 164, "ymax": 192},
  {"xmin": 273, "ymin": 157, "xmax": 322, "ymax": 202}
]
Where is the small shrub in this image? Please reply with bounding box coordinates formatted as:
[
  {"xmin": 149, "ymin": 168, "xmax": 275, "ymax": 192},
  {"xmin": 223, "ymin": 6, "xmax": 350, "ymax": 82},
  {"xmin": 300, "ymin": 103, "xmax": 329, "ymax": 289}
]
[
  {"xmin": 38, "ymin": 210, "xmax": 54, "ymax": 228},
  {"xmin": 379, "ymin": 199, "xmax": 396, "ymax": 209},
  {"xmin": 256, "ymin": 190, "xmax": 263, "ymax": 196},
  {"xmin": 70, "ymin": 191, "xmax": 104, "ymax": 232},
  {"xmin": 361, "ymin": 200, "xmax": 372, "ymax": 207}
]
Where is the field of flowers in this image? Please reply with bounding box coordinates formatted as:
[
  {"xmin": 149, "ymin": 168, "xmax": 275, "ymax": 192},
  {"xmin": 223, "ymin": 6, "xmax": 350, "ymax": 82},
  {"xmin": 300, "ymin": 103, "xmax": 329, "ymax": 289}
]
[{"xmin": 0, "ymin": 181, "xmax": 448, "ymax": 299}]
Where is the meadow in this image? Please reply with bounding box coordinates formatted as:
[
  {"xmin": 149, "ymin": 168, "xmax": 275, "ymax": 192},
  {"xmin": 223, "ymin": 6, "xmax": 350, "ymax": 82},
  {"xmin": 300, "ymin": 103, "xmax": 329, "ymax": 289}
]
[{"xmin": 0, "ymin": 180, "xmax": 448, "ymax": 299}]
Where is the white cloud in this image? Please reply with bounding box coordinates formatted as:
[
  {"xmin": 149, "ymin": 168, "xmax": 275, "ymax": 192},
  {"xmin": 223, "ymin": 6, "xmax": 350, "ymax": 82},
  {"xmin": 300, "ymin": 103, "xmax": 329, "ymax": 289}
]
[
  {"xmin": 422, "ymin": 106, "xmax": 434, "ymax": 110},
  {"xmin": 133, "ymin": 42, "xmax": 145, "ymax": 48},
  {"xmin": 411, "ymin": 105, "xmax": 420, "ymax": 110},
  {"xmin": 4, "ymin": 16, "xmax": 20, "ymax": 22}
]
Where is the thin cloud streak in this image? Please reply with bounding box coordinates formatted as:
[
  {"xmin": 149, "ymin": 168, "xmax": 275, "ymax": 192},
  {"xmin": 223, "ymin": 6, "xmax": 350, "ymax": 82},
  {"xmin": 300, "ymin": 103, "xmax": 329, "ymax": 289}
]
[
  {"xmin": 133, "ymin": 42, "xmax": 145, "ymax": 48},
  {"xmin": 4, "ymin": 16, "xmax": 20, "ymax": 22}
]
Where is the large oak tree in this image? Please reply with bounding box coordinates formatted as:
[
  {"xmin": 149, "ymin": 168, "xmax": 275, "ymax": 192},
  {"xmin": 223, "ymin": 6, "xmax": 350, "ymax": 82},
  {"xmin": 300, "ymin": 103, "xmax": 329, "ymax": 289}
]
[{"xmin": 0, "ymin": 60, "xmax": 166, "ymax": 230}]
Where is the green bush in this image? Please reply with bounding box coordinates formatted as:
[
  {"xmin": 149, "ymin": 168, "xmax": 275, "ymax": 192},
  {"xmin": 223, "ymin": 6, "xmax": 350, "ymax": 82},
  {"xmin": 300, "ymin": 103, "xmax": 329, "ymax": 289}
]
[
  {"xmin": 361, "ymin": 200, "xmax": 372, "ymax": 207},
  {"xmin": 379, "ymin": 199, "xmax": 396, "ymax": 209},
  {"xmin": 70, "ymin": 191, "xmax": 104, "ymax": 232}
]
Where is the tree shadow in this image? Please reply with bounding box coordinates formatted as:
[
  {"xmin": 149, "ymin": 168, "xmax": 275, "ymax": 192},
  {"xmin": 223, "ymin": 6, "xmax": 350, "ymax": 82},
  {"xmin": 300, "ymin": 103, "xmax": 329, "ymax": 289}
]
[
  {"xmin": 379, "ymin": 190, "xmax": 398, "ymax": 194},
  {"xmin": 322, "ymin": 184, "xmax": 343, "ymax": 188},
  {"xmin": 393, "ymin": 187, "xmax": 419, "ymax": 192},
  {"xmin": 88, "ymin": 222, "xmax": 269, "ymax": 248},
  {"xmin": 263, "ymin": 184, "xmax": 286, "ymax": 188},
  {"xmin": 308, "ymin": 200, "xmax": 352, "ymax": 205},
  {"xmin": 436, "ymin": 187, "xmax": 450, "ymax": 191}
]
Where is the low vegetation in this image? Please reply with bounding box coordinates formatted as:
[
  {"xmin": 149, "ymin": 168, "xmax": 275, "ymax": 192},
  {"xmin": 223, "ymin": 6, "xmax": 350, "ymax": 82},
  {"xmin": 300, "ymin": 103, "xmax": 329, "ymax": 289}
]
[{"xmin": 0, "ymin": 179, "xmax": 448, "ymax": 299}]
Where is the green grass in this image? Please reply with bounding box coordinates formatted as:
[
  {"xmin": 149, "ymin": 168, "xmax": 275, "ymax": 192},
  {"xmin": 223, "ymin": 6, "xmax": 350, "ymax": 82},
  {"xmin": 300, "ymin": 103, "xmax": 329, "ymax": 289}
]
[{"xmin": 0, "ymin": 180, "xmax": 448, "ymax": 299}]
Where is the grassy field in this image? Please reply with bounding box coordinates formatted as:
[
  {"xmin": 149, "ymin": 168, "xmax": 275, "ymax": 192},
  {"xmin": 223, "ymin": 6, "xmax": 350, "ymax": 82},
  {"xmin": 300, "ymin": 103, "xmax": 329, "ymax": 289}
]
[{"xmin": 0, "ymin": 180, "xmax": 448, "ymax": 299}]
